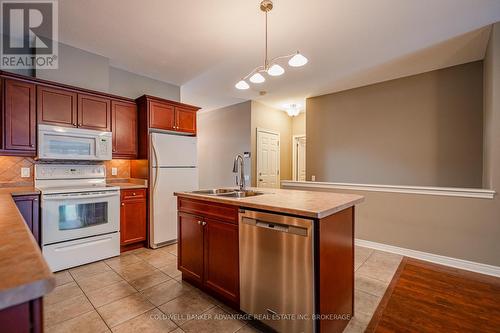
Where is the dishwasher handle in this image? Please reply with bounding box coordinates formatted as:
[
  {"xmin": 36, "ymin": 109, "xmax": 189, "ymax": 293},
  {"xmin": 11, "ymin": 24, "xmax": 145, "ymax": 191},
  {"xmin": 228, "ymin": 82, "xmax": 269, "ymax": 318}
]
[{"xmin": 242, "ymin": 217, "xmax": 308, "ymax": 236}]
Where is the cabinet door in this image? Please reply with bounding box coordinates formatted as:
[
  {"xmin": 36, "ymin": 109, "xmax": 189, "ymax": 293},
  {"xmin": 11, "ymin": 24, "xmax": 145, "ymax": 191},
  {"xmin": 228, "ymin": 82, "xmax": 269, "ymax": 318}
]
[
  {"xmin": 78, "ymin": 93, "xmax": 111, "ymax": 131},
  {"xmin": 149, "ymin": 101, "xmax": 175, "ymax": 130},
  {"xmin": 3, "ymin": 79, "xmax": 36, "ymax": 151},
  {"xmin": 112, "ymin": 101, "xmax": 137, "ymax": 158},
  {"xmin": 13, "ymin": 195, "xmax": 40, "ymax": 245},
  {"xmin": 120, "ymin": 198, "xmax": 146, "ymax": 245},
  {"xmin": 37, "ymin": 85, "xmax": 77, "ymax": 127},
  {"xmin": 175, "ymin": 107, "xmax": 197, "ymax": 134},
  {"xmin": 178, "ymin": 212, "xmax": 204, "ymax": 283},
  {"xmin": 203, "ymin": 218, "xmax": 239, "ymax": 305}
]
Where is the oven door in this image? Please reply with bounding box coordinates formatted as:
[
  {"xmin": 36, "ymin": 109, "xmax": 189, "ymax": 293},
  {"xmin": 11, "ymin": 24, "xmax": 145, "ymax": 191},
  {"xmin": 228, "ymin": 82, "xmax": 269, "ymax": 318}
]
[{"xmin": 41, "ymin": 190, "xmax": 120, "ymax": 245}]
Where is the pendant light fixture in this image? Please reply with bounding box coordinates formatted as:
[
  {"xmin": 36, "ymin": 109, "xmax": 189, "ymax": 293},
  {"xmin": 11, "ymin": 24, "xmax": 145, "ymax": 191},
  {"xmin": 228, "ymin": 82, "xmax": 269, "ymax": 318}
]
[{"xmin": 235, "ymin": 0, "xmax": 308, "ymax": 90}]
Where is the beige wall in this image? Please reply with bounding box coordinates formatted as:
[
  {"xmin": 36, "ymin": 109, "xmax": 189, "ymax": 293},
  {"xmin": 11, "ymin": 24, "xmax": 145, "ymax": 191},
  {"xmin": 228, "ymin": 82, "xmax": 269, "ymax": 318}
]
[
  {"xmin": 284, "ymin": 23, "xmax": 500, "ymax": 267},
  {"xmin": 251, "ymin": 101, "xmax": 293, "ymax": 186},
  {"xmin": 306, "ymin": 61, "xmax": 484, "ymax": 188},
  {"xmin": 197, "ymin": 101, "xmax": 252, "ymax": 188},
  {"xmin": 292, "ymin": 112, "xmax": 306, "ymax": 136}
]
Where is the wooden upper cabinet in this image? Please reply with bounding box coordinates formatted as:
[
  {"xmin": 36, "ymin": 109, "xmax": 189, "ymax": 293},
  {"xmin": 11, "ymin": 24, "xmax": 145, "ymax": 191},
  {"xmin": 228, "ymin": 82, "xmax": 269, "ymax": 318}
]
[
  {"xmin": 37, "ymin": 85, "xmax": 77, "ymax": 127},
  {"xmin": 3, "ymin": 79, "xmax": 36, "ymax": 151},
  {"xmin": 112, "ymin": 100, "xmax": 137, "ymax": 158},
  {"xmin": 175, "ymin": 107, "xmax": 197, "ymax": 134},
  {"xmin": 78, "ymin": 93, "xmax": 111, "ymax": 131},
  {"xmin": 149, "ymin": 100, "xmax": 175, "ymax": 131}
]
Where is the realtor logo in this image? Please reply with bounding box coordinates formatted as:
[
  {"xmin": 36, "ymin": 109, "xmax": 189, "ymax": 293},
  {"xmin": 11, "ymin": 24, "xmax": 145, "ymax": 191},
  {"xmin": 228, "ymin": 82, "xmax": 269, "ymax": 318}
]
[{"xmin": 1, "ymin": 0, "xmax": 58, "ymax": 69}]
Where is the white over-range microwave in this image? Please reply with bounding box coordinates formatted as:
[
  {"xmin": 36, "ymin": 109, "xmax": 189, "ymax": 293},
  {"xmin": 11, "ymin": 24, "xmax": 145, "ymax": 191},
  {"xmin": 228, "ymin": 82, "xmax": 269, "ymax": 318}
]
[{"xmin": 38, "ymin": 124, "xmax": 112, "ymax": 161}]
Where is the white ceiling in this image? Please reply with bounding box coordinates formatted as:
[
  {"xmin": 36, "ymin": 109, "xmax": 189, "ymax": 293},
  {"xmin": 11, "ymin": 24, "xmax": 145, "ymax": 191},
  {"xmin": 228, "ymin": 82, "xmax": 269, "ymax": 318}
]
[{"xmin": 58, "ymin": 0, "xmax": 500, "ymax": 111}]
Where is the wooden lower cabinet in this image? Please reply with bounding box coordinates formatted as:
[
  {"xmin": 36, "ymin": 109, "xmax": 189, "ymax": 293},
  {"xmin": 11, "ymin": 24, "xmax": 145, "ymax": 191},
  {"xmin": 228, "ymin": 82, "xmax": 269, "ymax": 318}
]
[
  {"xmin": 13, "ymin": 195, "xmax": 40, "ymax": 245},
  {"xmin": 177, "ymin": 198, "xmax": 240, "ymax": 307},
  {"xmin": 0, "ymin": 298, "xmax": 43, "ymax": 333},
  {"xmin": 120, "ymin": 189, "xmax": 147, "ymax": 251}
]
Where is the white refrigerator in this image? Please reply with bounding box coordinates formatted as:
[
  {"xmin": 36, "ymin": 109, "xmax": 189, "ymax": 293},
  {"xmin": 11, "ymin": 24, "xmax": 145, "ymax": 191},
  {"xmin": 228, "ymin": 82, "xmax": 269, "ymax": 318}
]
[{"xmin": 150, "ymin": 132, "xmax": 198, "ymax": 248}]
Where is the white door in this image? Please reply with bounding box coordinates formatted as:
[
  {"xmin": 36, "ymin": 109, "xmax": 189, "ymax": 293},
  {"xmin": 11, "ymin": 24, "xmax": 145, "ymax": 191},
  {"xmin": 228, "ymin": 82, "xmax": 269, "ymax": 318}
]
[
  {"xmin": 293, "ymin": 136, "xmax": 306, "ymax": 181},
  {"xmin": 151, "ymin": 167, "xmax": 198, "ymax": 247},
  {"xmin": 257, "ymin": 129, "xmax": 280, "ymax": 188}
]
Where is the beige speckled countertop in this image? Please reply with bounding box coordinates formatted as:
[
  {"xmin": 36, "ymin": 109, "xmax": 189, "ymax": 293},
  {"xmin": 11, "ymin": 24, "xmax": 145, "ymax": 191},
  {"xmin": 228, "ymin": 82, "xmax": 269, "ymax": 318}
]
[
  {"xmin": 175, "ymin": 187, "xmax": 364, "ymax": 219},
  {"xmin": 0, "ymin": 187, "xmax": 55, "ymax": 310},
  {"xmin": 107, "ymin": 178, "xmax": 148, "ymax": 189}
]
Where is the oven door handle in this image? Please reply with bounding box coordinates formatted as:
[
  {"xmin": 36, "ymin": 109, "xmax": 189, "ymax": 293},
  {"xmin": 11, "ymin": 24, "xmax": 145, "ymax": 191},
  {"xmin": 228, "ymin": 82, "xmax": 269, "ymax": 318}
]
[{"xmin": 42, "ymin": 192, "xmax": 119, "ymax": 201}]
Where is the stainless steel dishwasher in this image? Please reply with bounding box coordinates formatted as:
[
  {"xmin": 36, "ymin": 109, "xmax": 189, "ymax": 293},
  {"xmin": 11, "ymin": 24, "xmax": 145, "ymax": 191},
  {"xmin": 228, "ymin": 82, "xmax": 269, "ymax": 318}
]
[{"xmin": 239, "ymin": 209, "xmax": 315, "ymax": 333}]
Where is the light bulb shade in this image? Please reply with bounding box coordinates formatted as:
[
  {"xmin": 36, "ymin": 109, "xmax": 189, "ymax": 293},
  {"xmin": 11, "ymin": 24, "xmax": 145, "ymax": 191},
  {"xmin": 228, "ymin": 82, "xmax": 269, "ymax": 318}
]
[
  {"xmin": 288, "ymin": 53, "xmax": 308, "ymax": 67},
  {"xmin": 235, "ymin": 80, "xmax": 250, "ymax": 90},
  {"xmin": 286, "ymin": 108, "xmax": 300, "ymax": 117},
  {"xmin": 267, "ymin": 64, "xmax": 285, "ymax": 76},
  {"xmin": 249, "ymin": 72, "xmax": 266, "ymax": 83}
]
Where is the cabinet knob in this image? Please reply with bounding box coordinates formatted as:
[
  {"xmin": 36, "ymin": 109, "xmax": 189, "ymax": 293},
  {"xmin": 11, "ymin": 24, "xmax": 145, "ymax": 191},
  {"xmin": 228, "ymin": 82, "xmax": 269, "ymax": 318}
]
[
  {"xmin": 202, "ymin": 221, "xmax": 207, "ymax": 226},
  {"xmin": 197, "ymin": 220, "xmax": 202, "ymax": 225},
  {"xmin": 132, "ymin": 192, "xmax": 136, "ymax": 196},
  {"xmin": 121, "ymin": 203, "xmax": 125, "ymax": 206}
]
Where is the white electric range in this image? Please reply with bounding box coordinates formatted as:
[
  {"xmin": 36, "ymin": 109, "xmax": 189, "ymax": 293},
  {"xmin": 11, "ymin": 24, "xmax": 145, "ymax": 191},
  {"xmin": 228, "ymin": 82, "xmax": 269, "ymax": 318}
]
[{"xmin": 35, "ymin": 164, "xmax": 120, "ymax": 271}]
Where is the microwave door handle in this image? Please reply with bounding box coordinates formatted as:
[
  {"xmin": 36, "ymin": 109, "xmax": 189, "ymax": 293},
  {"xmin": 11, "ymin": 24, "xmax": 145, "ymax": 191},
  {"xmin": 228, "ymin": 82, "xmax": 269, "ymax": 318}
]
[{"xmin": 43, "ymin": 192, "xmax": 118, "ymax": 200}]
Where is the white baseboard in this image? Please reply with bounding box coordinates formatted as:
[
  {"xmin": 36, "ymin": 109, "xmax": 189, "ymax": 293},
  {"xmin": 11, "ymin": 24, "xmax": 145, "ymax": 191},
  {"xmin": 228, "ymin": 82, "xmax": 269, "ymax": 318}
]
[{"xmin": 355, "ymin": 239, "xmax": 500, "ymax": 278}]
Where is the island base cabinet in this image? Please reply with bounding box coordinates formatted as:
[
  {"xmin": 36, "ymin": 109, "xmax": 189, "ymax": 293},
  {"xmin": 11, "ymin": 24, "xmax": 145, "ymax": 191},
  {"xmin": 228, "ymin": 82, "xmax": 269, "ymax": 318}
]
[
  {"xmin": 0, "ymin": 297, "xmax": 43, "ymax": 333},
  {"xmin": 178, "ymin": 212, "xmax": 204, "ymax": 283},
  {"xmin": 177, "ymin": 198, "xmax": 240, "ymax": 308}
]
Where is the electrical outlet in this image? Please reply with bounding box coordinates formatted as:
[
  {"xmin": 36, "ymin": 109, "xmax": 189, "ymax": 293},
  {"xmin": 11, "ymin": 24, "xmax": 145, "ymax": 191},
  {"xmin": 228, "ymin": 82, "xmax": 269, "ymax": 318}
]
[
  {"xmin": 111, "ymin": 167, "xmax": 118, "ymax": 176},
  {"xmin": 311, "ymin": 175, "xmax": 316, "ymax": 182},
  {"xmin": 21, "ymin": 167, "xmax": 30, "ymax": 178}
]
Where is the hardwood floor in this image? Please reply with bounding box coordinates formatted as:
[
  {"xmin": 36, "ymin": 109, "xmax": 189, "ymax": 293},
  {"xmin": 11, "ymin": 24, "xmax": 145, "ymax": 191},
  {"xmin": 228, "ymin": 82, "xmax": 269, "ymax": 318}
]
[{"xmin": 366, "ymin": 257, "xmax": 500, "ymax": 333}]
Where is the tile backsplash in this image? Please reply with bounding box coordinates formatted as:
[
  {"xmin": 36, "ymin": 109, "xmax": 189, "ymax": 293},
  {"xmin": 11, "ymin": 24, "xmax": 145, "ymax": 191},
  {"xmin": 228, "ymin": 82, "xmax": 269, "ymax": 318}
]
[
  {"xmin": 104, "ymin": 159, "xmax": 131, "ymax": 179},
  {"xmin": 0, "ymin": 156, "xmax": 35, "ymax": 186}
]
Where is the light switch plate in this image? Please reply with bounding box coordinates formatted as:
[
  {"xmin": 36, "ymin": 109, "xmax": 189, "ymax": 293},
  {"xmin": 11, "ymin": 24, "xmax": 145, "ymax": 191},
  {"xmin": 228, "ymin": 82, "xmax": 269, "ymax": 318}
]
[
  {"xmin": 111, "ymin": 167, "xmax": 118, "ymax": 176},
  {"xmin": 311, "ymin": 175, "xmax": 316, "ymax": 181},
  {"xmin": 21, "ymin": 167, "xmax": 30, "ymax": 178}
]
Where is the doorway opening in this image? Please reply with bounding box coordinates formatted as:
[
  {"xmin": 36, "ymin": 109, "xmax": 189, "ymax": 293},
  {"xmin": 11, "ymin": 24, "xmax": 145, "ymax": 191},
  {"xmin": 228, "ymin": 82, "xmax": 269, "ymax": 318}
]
[{"xmin": 292, "ymin": 135, "xmax": 306, "ymax": 181}]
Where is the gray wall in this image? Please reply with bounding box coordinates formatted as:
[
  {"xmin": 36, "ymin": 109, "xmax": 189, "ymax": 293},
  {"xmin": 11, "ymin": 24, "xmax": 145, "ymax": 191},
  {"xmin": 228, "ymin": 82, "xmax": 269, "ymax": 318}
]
[
  {"xmin": 35, "ymin": 42, "xmax": 180, "ymax": 100},
  {"xmin": 197, "ymin": 101, "xmax": 252, "ymax": 188},
  {"xmin": 284, "ymin": 23, "xmax": 500, "ymax": 267},
  {"xmin": 306, "ymin": 61, "xmax": 484, "ymax": 188}
]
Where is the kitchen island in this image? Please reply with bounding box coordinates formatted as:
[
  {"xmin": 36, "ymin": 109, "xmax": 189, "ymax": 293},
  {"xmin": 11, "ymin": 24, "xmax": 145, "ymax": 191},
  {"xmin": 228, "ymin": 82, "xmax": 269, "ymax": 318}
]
[{"xmin": 175, "ymin": 187, "xmax": 363, "ymax": 333}]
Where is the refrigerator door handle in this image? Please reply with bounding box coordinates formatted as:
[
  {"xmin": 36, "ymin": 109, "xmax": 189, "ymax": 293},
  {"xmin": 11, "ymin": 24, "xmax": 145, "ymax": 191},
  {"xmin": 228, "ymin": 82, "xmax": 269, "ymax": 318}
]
[{"xmin": 152, "ymin": 139, "xmax": 159, "ymax": 191}]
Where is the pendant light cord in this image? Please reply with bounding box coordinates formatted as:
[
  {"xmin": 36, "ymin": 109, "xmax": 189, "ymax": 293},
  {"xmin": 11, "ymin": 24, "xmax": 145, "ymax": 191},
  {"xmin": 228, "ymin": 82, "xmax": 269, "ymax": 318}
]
[{"xmin": 265, "ymin": 10, "xmax": 268, "ymax": 69}]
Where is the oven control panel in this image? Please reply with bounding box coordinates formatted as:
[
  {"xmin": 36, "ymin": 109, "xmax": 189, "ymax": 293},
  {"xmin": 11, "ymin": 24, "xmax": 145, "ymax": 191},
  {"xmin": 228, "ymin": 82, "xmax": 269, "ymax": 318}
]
[{"xmin": 35, "ymin": 164, "xmax": 106, "ymax": 180}]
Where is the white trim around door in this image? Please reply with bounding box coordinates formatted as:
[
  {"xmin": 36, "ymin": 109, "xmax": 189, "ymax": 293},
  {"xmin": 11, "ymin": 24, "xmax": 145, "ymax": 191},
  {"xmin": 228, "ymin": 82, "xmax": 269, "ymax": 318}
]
[{"xmin": 256, "ymin": 128, "xmax": 280, "ymax": 188}]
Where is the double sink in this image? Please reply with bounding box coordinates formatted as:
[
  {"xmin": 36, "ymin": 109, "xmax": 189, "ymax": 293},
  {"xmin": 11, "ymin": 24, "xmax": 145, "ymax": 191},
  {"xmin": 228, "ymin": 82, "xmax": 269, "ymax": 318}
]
[{"xmin": 191, "ymin": 188, "xmax": 264, "ymax": 198}]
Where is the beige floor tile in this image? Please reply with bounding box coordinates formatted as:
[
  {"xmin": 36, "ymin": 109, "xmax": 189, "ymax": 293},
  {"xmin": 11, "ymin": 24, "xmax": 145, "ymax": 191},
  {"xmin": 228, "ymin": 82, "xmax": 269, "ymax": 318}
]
[
  {"xmin": 44, "ymin": 281, "xmax": 84, "ymax": 305},
  {"xmin": 44, "ymin": 295, "xmax": 94, "ymax": 327},
  {"xmin": 356, "ymin": 260, "xmax": 399, "ymax": 283},
  {"xmin": 354, "ymin": 246, "xmax": 373, "ymax": 271},
  {"xmin": 354, "ymin": 274, "xmax": 389, "ymax": 298},
  {"xmin": 354, "ymin": 290, "xmax": 381, "ymax": 317},
  {"xmin": 366, "ymin": 250, "xmax": 403, "ymax": 267},
  {"xmin": 170, "ymin": 329, "xmax": 185, "ymax": 333},
  {"xmin": 181, "ymin": 306, "xmax": 245, "ymax": 333},
  {"xmin": 113, "ymin": 261, "xmax": 158, "ymax": 281},
  {"xmin": 141, "ymin": 279, "xmax": 190, "ymax": 306},
  {"xmin": 78, "ymin": 270, "xmax": 124, "ymax": 293},
  {"xmin": 45, "ymin": 310, "xmax": 108, "ymax": 333},
  {"xmin": 158, "ymin": 291, "xmax": 216, "ymax": 325},
  {"xmin": 143, "ymin": 252, "xmax": 178, "ymax": 269},
  {"xmin": 105, "ymin": 254, "xmax": 142, "ymax": 270},
  {"xmin": 86, "ymin": 280, "xmax": 137, "ymax": 307},
  {"xmin": 236, "ymin": 324, "xmax": 265, "ymax": 333},
  {"xmin": 54, "ymin": 270, "xmax": 74, "ymax": 287},
  {"xmin": 97, "ymin": 293, "xmax": 154, "ymax": 328},
  {"xmin": 129, "ymin": 270, "xmax": 171, "ymax": 291},
  {"xmin": 112, "ymin": 308, "xmax": 178, "ymax": 333},
  {"xmin": 70, "ymin": 261, "xmax": 112, "ymax": 280},
  {"xmin": 342, "ymin": 311, "xmax": 372, "ymax": 333},
  {"xmin": 158, "ymin": 261, "xmax": 182, "ymax": 278}
]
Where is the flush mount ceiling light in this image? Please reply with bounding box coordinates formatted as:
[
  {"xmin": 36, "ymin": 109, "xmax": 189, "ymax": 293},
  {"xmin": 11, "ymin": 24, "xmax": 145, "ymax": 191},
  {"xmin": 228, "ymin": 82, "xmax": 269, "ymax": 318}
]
[
  {"xmin": 284, "ymin": 103, "xmax": 301, "ymax": 117},
  {"xmin": 235, "ymin": 0, "xmax": 308, "ymax": 90}
]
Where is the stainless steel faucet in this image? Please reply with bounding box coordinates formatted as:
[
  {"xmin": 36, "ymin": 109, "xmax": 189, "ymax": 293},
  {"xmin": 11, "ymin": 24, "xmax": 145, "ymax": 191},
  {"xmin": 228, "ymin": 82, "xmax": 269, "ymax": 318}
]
[{"xmin": 232, "ymin": 154, "xmax": 245, "ymax": 191}]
